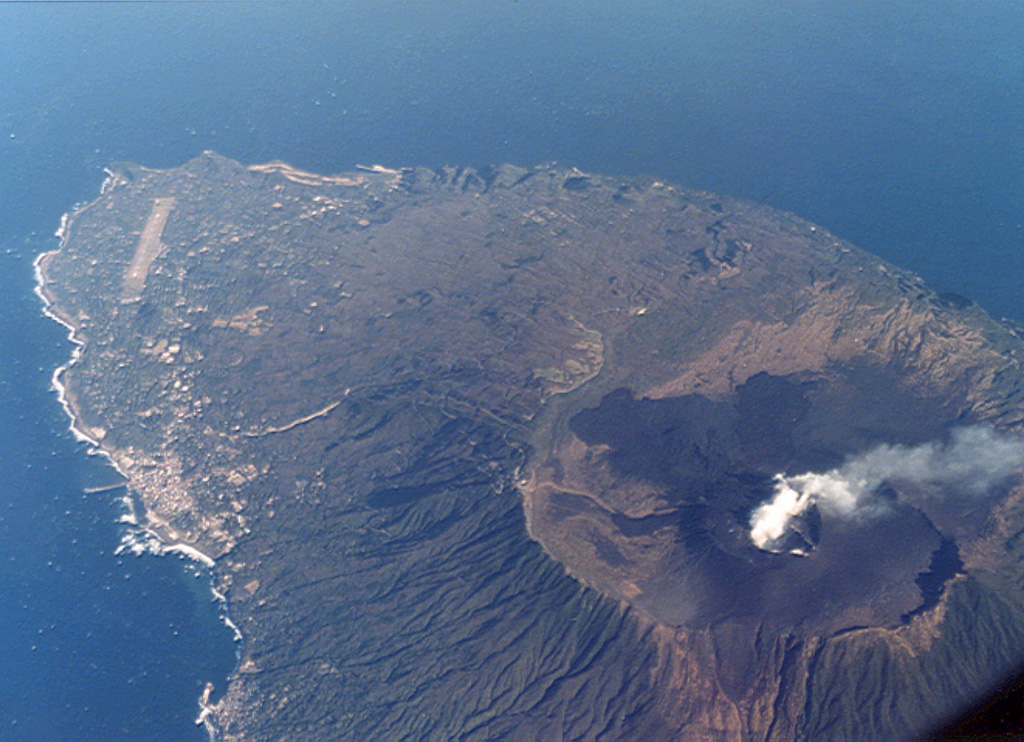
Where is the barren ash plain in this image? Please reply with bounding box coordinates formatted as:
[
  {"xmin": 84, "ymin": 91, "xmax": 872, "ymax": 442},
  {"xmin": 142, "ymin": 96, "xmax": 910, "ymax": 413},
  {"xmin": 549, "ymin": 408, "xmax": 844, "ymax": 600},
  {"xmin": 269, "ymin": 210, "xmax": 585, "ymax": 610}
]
[{"xmin": 34, "ymin": 151, "xmax": 1024, "ymax": 741}]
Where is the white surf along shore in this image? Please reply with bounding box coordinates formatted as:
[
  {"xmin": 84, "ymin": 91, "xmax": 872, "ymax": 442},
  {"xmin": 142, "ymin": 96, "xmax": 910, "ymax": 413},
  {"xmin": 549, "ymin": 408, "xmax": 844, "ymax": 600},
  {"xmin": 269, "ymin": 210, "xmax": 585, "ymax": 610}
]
[{"xmin": 33, "ymin": 170, "xmax": 242, "ymax": 737}]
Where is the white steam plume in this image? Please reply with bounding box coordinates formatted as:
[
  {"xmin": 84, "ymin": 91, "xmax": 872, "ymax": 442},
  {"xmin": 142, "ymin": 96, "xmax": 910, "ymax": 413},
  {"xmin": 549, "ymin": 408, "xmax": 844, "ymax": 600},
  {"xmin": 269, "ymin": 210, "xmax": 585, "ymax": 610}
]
[{"xmin": 749, "ymin": 426, "xmax": 1024, "ymax": 552}]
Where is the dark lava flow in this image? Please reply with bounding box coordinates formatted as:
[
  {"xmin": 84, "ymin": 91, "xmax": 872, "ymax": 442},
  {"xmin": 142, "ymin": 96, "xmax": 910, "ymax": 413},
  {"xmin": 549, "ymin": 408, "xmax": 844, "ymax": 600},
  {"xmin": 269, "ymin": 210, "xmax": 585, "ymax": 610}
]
[{"xmin": 901, "ymin": 538, "xmax": 964, "ymax": 624}]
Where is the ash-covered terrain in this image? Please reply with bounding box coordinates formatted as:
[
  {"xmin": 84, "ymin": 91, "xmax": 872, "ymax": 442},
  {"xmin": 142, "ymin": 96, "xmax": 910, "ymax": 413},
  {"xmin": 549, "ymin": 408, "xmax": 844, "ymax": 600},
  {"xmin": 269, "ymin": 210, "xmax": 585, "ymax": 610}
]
[{"xmin": 38, "ymin": 152, "xmax": 1024, "ymax": 740}]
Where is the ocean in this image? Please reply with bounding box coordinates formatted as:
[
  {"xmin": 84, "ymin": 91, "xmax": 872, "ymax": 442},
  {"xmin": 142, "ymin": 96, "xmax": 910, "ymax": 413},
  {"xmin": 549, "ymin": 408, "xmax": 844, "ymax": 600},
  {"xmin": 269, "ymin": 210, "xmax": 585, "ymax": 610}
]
[{"xmin": 1, "ymin": 1, "xmax": 1022, "ymax": 739}]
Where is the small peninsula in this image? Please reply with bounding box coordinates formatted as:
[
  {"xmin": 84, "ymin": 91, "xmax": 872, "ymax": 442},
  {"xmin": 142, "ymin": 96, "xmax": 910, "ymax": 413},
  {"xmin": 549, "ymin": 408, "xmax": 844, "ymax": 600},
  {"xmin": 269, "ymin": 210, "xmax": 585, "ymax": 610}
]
[{"xmin": 38, "ymin": 152, "xmax": 1024, "ymax": 741}]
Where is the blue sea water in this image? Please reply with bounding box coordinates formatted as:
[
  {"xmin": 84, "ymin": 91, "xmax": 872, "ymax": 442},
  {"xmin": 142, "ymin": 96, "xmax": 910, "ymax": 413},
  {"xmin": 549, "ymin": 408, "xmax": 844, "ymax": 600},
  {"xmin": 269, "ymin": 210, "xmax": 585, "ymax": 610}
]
[{"xmin": 1, "ymin": 1, "xmax": 1022, "ymax": 738}]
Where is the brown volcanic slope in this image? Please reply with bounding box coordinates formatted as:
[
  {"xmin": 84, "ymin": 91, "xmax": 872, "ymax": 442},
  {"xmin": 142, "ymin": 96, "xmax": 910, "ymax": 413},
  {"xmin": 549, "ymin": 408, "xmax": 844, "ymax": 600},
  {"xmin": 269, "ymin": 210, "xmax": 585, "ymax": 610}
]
[{"xmin": 39, "ymin": 152, "xmax": 1024, "ymax": 741}]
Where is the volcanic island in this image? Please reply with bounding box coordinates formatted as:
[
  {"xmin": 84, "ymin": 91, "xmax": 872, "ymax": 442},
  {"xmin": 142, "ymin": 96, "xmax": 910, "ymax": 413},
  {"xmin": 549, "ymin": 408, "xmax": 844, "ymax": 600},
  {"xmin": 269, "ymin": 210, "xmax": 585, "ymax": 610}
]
[{"xmin": 37, "ymin": 152, "xmax": 1024, "ymax": 741}]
